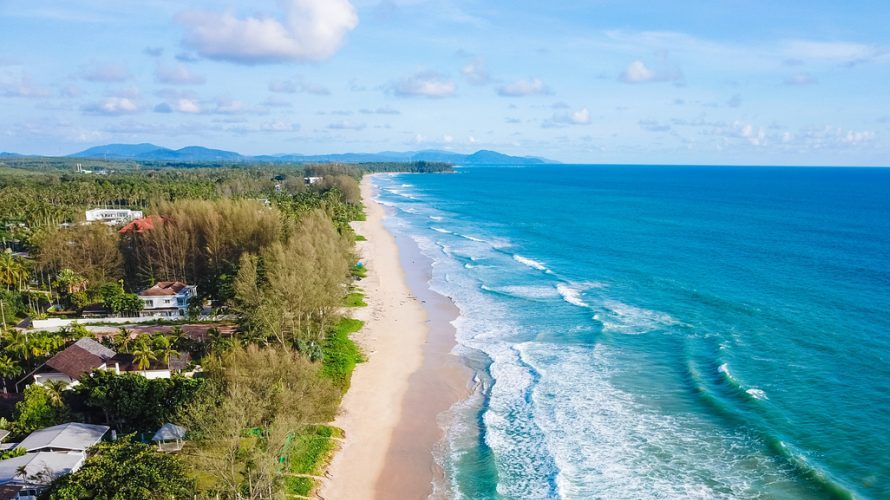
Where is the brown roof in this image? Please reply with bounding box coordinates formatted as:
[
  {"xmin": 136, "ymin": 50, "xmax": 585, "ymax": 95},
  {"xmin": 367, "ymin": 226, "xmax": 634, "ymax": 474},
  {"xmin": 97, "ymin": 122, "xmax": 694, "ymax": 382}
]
[
  {"xmin": 44, "ymin": 338, "xmax": 116, "ymax": 379},
  {"xmin": 139, "ymin": 281, "xmax": 189, "ymax": 297}
]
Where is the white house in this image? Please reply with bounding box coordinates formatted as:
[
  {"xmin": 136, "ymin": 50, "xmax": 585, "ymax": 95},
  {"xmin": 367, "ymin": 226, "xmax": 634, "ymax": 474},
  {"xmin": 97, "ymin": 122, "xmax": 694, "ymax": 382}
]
[
  {"xmin": 84, "ymin": 208, "xmax": 143, "ymax": 225},
  {"xmin": 137, "ymin": 281, "xmax": 197, "ymax": 318},
  {"xmin": 23, "ymin": 338, "xmax": 192, "ymax": 391},
  {"xmin": 0, "ymin": 423, "xmax": 109, "ymax": 499}
]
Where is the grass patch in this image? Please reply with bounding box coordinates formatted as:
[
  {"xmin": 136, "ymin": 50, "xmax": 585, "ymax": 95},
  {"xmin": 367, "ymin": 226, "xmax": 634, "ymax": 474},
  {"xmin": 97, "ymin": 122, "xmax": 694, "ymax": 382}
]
[
  {"xmin": 284, "ymin": 476, "xmax": 314, "ymax": 497},
  {"xmin": 343, "ymin": 291, "xmax": 367, "ymax": 307},
  {"xmin": 283, "ymin": 425, "xmax": 343, "ymax": 497},
  {"xmin": 354, "ymin": 234, "xmax": 367, "ymax": 241},
  {"xmin": 351, "ymin": 263, "xmax": 367, "ymax": 280},
  {"xmin": 322, "ymin": 318, "xmax": 364, "ymax": 391}
]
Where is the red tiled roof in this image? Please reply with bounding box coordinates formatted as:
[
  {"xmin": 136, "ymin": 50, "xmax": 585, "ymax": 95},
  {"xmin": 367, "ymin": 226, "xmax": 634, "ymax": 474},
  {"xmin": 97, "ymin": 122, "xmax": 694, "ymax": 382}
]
[
  {"xmin": 139, "ymin": 281, "xmax": 189, "ymax": 297},
  {"xmin": 118, "ymin": 215, "xmax": 163, "ymax": 234}
]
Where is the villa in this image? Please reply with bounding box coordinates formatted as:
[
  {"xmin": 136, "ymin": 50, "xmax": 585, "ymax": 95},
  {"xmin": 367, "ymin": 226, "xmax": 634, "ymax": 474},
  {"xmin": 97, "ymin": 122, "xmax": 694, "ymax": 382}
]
[
  {"xmin": 84, "ymin": 208, "xmax": 143, "ymax": 226},
  {"xmin": 19, "ymin": 338, "xmax": 193, "ymax": 391},
  {"xmin": 137, "ymin": 281, "xmax": 197, "ymax": 318}
]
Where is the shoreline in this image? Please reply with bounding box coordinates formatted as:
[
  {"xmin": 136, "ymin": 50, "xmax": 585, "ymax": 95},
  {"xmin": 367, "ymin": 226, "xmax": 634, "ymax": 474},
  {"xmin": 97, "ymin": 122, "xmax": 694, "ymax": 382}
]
[{"xmin": 321, "ymin": 174, "xmax": 471, "ymax": 499}]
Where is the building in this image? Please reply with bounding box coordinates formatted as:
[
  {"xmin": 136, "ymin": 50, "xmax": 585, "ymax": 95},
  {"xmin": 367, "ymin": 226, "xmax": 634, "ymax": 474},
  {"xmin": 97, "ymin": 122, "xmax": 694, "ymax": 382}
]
[
  {"xmin": 0, "ymin": 423, "xmax": 108, "ymax": 499},
  {"xmin": 20, "ymin": 338, "xmax": 193, "ymax": 390},
  {"xmin": 84, "ymin": 208, "xmax": 143, "ymax": 226},
  {"xmin": 16, "ymin": 423, "xmax": 108, "ymax": 454},
  {"xmin": 137, "ymin": 281, "xmax": 197, "ymax": 318},
  {"xmin": 0, "ymin": 452, "xmax": 84, "ymax": 499},
  {"xmin": 32, "ymin": 338, "xmax": 116, "ymax": 387}
]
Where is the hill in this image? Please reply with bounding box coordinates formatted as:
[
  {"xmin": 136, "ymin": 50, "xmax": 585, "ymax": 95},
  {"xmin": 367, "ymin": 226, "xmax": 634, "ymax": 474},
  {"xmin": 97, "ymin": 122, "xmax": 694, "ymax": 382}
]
[{"xmin": 65, "ymin": 144, "xmax": 555, "ymax": 165}]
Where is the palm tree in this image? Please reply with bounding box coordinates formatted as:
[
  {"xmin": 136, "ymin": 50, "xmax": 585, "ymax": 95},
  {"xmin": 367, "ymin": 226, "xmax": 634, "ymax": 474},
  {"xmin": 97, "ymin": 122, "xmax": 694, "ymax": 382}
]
[
  {"xmin": 130, "ymin": 337, "xmax": 157, "ymax": 371},
  {"xmin": 113, "ymin": 328, "xmax": 132, "ymax": 352},
  {"xmin": 43, "ymin": 379, "xmax": 68, "ymax": 405},
  {"xmin": 0, "ymin": 252, "xmax": 28, "ymax": 291},
  {"xmin": 4, "ymin": 330, "xmax": 31, "ymax": 364},
  {"xmin": 153, "ymin": 335, "xmax": 179, "ymax": 369},
  {"xmin": 0, "ymin": 356, "xmax": 22, "ymax": 393}
]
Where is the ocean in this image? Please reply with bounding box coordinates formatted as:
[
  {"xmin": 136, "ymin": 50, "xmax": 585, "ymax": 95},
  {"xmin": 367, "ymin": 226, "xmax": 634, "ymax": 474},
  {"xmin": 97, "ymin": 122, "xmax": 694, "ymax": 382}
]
[{"xmin": 373, "ymin": 165, "xmax": 890, "ymax": 500}]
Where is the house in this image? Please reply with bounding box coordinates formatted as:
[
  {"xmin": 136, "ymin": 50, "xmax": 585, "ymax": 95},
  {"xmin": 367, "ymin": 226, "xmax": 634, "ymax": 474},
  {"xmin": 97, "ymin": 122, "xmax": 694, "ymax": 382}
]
[
  {"xmin": 305, "ymin": 176, "xmax": 322, "ymax": 185},
  {"xmin": 0, "ymin": 423, "xmax": 108, "ymax": 499},
  {"xmin": 32, "ymin": 338, "xmax": 116, "ymax": 387},
  {"xmin": 0, "ymin": 452, "xmax": 84, "ymax": 499},
  {"xmin": 21, "ymin": 338, "xmax": 193, "ymax": 390},
  {"xmin": 84, "ymin": 208, "xmax": 143, "ymax": 226},
  {"xmin": 137, "ymin": 281, "xmax": 197, "ymax": 318},
  {"xmin": 17, "ymin": 423, "xmax": 109, "ymax": 454}
]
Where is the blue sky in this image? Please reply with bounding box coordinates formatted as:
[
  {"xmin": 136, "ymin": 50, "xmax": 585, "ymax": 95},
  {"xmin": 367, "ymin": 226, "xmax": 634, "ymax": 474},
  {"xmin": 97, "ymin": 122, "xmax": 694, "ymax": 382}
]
[{"xmin": 1, "ymin": 0, "xmax": 888, "ymax": 165}]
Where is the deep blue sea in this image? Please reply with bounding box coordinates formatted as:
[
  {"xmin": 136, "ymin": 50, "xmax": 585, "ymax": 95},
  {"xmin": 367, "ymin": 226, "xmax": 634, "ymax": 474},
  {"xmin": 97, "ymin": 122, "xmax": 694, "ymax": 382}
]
[{"xmin": 373, "ymin": 165, "xmax": 890, "ymax": 500}]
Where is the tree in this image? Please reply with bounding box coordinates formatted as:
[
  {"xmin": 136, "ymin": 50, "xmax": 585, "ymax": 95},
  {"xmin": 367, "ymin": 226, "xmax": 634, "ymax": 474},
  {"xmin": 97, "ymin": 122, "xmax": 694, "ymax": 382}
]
[
  {"xmin": 4, "ymin": 329, "xmax": 31, "ymax": 363},
  {"xmin": 14, "ymin": 384, "xmax": 69, "ymax": 435},
  {"xmin": 40, "ymin": 437, "xmax": 194, "ymax": 499},
  {"xmin": 0, "ymin": 251, "xmax": 29, "ymax": 291},
  {"xmin": 152, "ymin": 335, "xmax": 179, "ymax": 369},
  {"xmin": 130, "ymin": 337, "xmax": 156, "ymax": 371},
  {"xmin": 0, "ymin": 355, "xmax": 22, "ymax": 393},
  {"xmin": 72, "ymin": 371, "xmax": 202, "ymax": 434}
]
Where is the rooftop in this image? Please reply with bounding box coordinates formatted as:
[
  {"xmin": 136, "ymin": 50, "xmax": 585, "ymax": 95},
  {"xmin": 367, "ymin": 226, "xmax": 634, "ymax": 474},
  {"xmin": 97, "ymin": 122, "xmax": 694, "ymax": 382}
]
[
  {"xmin": 0, "ymin": 451, "xmax": 83, "ymax": 485},
  {"xmin": 44, "ymin": 338, "xmax": 116, "ymax": 379},
  {"xmin": 17, "ymin": 423, "xmax": 109, "ymax": 453},
  {"xmin": 138, "ymin": 281, "xmax": 191, "ymax": 297}
]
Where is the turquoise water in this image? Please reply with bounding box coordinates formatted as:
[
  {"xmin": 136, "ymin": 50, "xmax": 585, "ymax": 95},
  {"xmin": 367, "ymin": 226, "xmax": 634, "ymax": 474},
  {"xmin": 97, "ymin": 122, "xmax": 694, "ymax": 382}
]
[{"xmin": 374, "ymin": 165, "xmax": 890, "ymax": 499}]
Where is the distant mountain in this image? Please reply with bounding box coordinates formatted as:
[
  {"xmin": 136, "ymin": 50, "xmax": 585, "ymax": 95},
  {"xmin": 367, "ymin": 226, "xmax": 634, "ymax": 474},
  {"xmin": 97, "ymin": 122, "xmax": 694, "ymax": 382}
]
[
  {"xmin": 66, "ymin": 144, "xmax": 556, "ymax": 164},
  {"xmin": 0, "ymin": 152, "xmax": 23, "ymax": 158},
  {"xmin": 70, "ymin": 143, "xmax": 171, "ymax": 159}
]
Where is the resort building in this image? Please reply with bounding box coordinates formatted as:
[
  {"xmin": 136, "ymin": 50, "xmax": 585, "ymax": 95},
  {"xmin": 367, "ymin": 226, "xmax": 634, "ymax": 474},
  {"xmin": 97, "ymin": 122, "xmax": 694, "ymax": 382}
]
[
  {"xmin": 20, "ymin": 338, "xmax": 193, "ymax": 390},
  {"xmin": 84, "ymin": 208, "xmax": 143, "ymax": 226},
  {"xmin": 137, "ymin": 281, "xmax": 197, "ymax": 318},
  {"xmin": 0, "ymin": 423, "xmax": 108, "ymax": 499}
]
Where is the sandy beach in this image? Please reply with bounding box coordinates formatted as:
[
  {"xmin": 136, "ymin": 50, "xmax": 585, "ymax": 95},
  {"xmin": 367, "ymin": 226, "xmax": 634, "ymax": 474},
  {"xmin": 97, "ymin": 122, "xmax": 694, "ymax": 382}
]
[{"xmin": 321, "ymin": 175, "xmax": 470, "ymax": 500}]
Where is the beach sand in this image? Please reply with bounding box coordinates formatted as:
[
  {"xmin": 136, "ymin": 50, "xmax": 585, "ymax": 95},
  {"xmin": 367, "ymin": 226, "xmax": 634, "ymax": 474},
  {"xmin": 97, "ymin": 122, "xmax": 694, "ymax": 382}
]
[{"xmin": 320, "ymin": 175, "xmax": 470, "ymax": 500}]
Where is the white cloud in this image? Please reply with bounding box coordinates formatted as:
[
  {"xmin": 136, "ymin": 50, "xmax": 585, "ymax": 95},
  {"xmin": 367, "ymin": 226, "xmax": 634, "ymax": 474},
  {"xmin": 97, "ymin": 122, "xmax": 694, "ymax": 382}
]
[
  {"xmin": 0, "ymin": 68, "xmax": 51, "ymax": 98},
  {"xmin": 83, "ymin": 97, "xmax": 141, "ymax": 115},
  {"xmin": 784, "ymin": 72, "xmax": 817, "ymax": 86},
  {"xmin": 618, "ymin": 60, "xmax": 681, "ymax": 84},
  {"xmin": 212, "ymin": 98, "xmax": 251, "ymax": 115},
  {"xmin": 269, "ymin": 77, "xmax": 330, "ymax": 95},
  {"xmin": 328, "ymin": 119, "xmax": 366, "ymax": 130},
  {"xmin": 782, "ymin": 41, "xmax": 883, "ymax": 64},
  {"xmin": 177, "ymin": 0, "xmax": 359, "ymax": 64},
  {"xmin": 389, "ymin": 71, "xmax": 456, "ymax": 98},
  {"xmin": 497, "ymin": 78, "xmax": 550, "ymax": 97},
  {"xmin": 359, "ymin": 106, "xmax": 400, "ymax": 115},
  {"xmin": 461, "ymin": 59, "xmax": 490, "ymax": 85},
  {"xmin": 81, "ymin": 62, "xmax": 130, "ymax": 82},
  {"xmin": 547, "ymin": 107, "xmax": 591, "ymax": 127},
  {"xmin": 155, "ymin": 63, "xmax": 205, "ymax": 85}
]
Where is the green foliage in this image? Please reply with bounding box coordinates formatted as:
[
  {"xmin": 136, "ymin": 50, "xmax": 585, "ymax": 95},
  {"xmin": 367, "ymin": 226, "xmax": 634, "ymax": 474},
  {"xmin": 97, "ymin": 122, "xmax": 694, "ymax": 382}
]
[
  {"xmin": 287, "ymin": 425, "xmax": 340, "ymax": 475},
  {"xmin": 14, "ymin": 384, "xmax": 69, "ymax": 435},
  {"xmin": 96, "ymin": 282, "xmax": 142, "ymax": 316},
  {"xmin": 321, "ymin": 318, "xmax": 364, "ymax": 391},
  {"xmin": 354, "ymin": 233, "xmax": 367, "ymax": 241},
  {"xmin": 0, "ymin": 446, "xmax": 27, "ymax": 460},
  {"xmin": 351, "ymin": 262, "xmax": 367, "ymax": 279},
  {"xmin": 71, "ymin": 371, "xmax": 203, "ymax": 434},
  {"xmin": 40, "ymin": 437, "xmax": 194, "ymax": 500},
  {"xmin": 0, "ymin": 250, "xmax": 29, "ymax": 291},
  {"xmin": 343, "ymin": 291, "xmax": 367, "ymax": 307}
]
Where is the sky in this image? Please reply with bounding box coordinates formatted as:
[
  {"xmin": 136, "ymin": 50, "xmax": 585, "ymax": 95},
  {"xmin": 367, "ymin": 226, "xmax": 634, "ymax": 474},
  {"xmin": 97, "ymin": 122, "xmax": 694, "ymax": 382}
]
[{"xmin": 1, "ymin": 0, "xmax": 889, "ymax": 165}]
